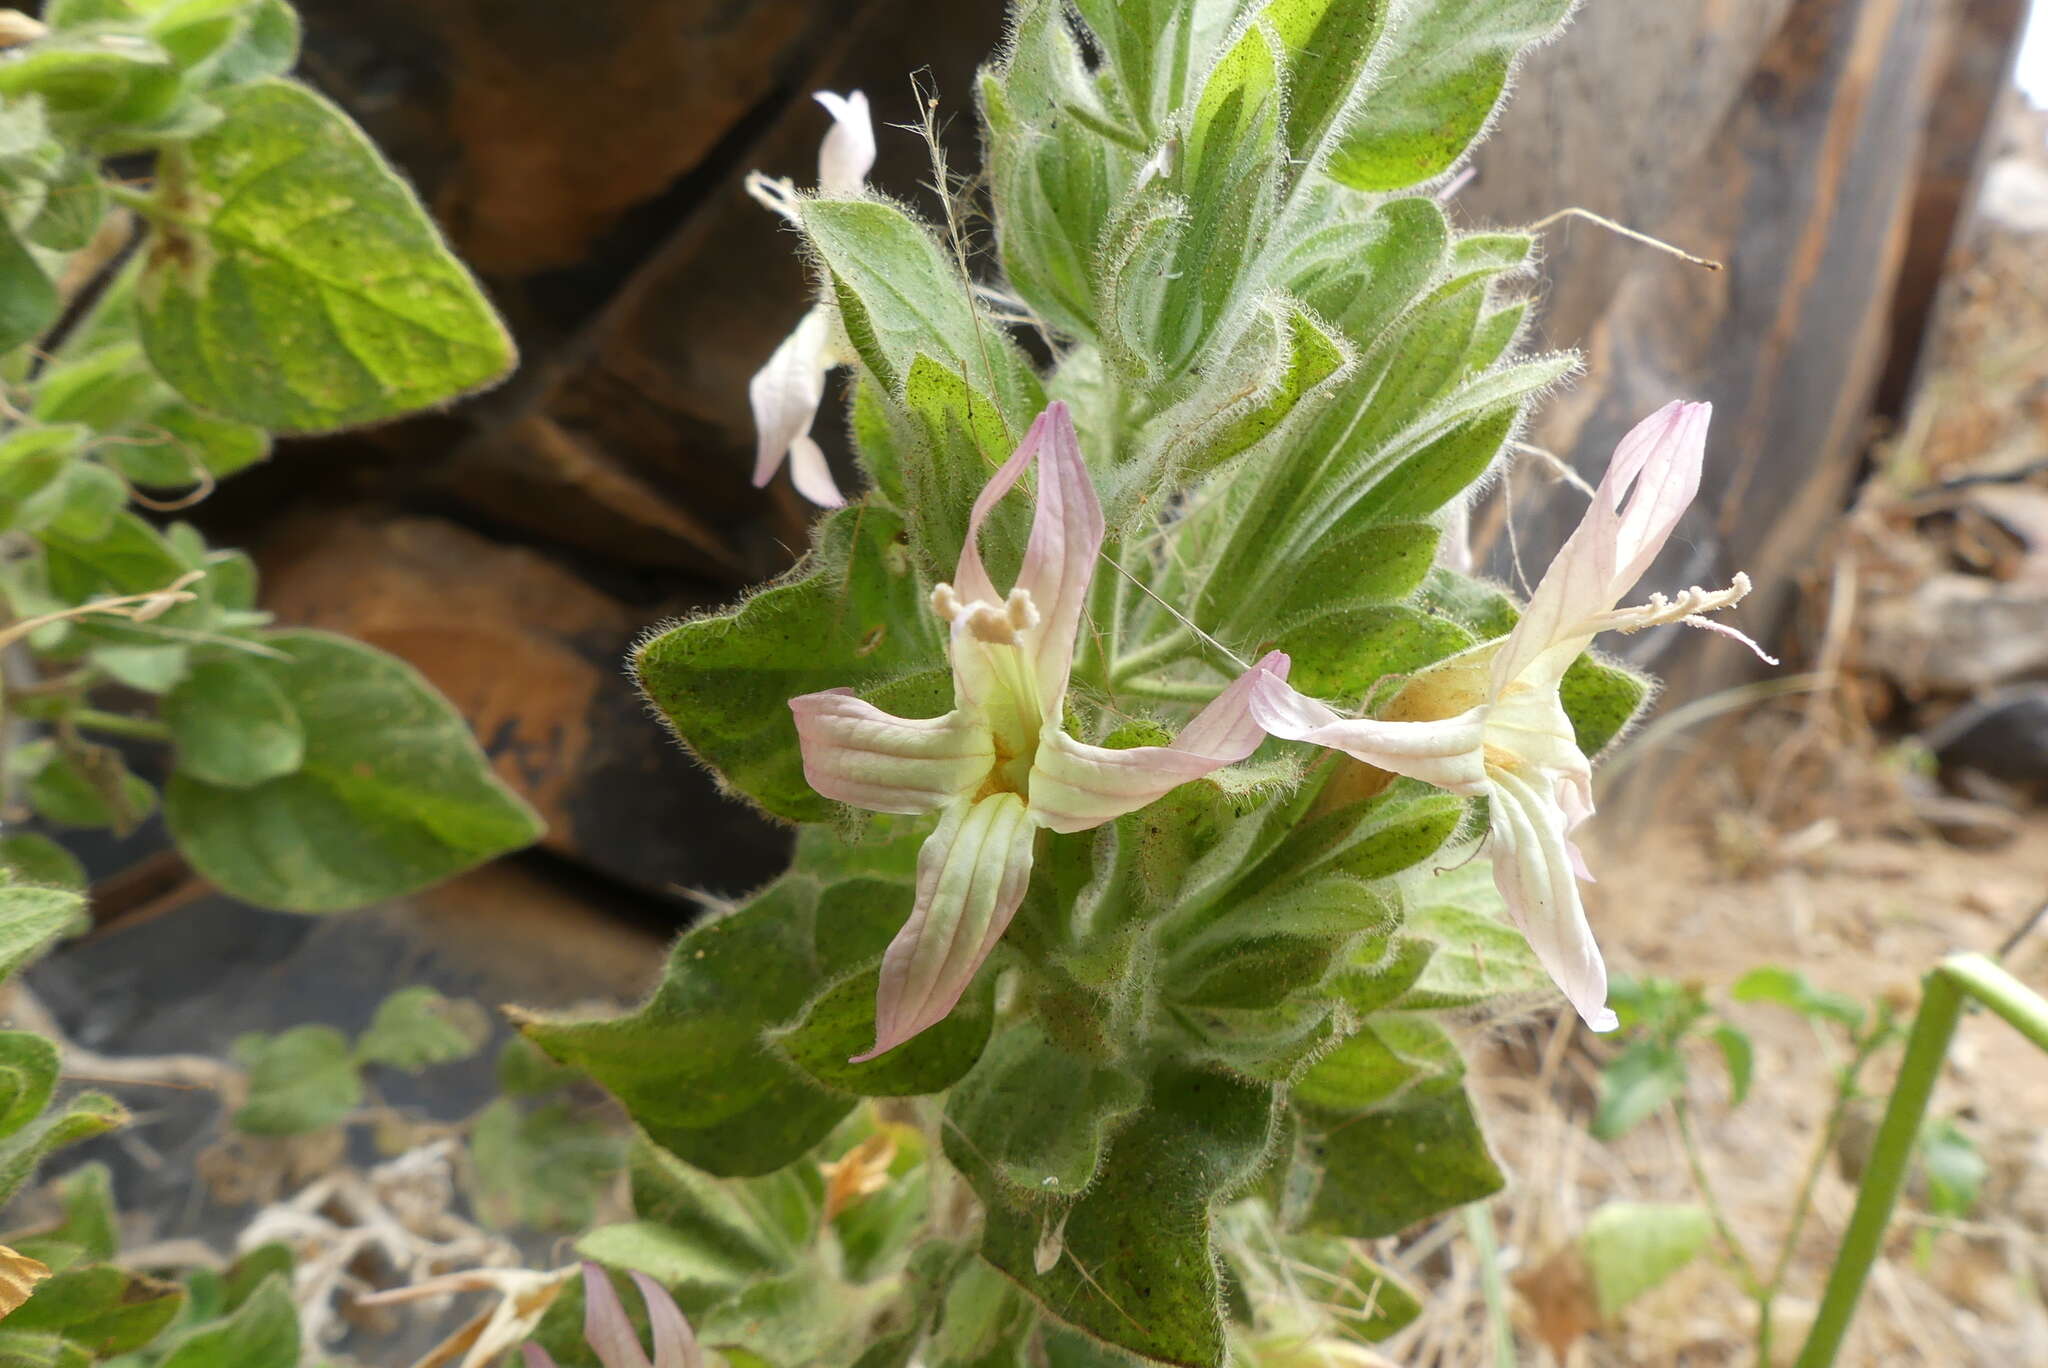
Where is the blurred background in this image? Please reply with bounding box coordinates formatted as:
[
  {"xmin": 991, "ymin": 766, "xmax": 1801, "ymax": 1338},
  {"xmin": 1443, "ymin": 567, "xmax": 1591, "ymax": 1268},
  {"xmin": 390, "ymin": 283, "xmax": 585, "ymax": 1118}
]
[{"xmin": 22, "ymin": 0, "xmax": 2048, "ymax": 1361}]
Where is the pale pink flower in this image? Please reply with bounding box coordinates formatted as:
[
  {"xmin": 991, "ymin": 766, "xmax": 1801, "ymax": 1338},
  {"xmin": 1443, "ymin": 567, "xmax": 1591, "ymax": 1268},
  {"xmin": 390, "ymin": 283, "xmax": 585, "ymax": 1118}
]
[
  {"xmin": 747, "ymin": 91, "xmax": 876, "ymax": 508},
  {"xmin": 522, "ymin": 1264, "xmax": 701, "ymax": 1368},
  {"xmin": 793, "ymin": 403, "xmax": 1290, "ymax": 1059},
  {"xmin": 1250, "ymin": 402, "xmax": 1771, "ymax": 1032}
]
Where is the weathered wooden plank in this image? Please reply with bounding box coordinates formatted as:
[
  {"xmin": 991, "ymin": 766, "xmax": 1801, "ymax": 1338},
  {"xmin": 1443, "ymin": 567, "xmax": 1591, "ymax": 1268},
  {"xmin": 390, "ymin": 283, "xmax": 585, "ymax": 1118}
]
[{"xmin": 1471, "ymin": 0, "xmax": 1951, "ymax": 711}]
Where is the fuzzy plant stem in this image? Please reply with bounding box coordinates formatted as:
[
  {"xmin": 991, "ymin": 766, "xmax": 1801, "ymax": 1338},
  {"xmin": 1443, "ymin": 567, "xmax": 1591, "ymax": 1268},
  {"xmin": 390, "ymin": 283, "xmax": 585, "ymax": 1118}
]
[{"xmin": 1794, "ymin": 954, "xmax": 2048, "ymax": 1367}]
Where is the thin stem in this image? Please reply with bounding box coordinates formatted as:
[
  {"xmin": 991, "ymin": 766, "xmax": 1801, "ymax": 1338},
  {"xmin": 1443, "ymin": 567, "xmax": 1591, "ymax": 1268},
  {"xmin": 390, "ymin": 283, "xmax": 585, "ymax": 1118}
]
[
  {"xmin": 1462, "ymin": 1204, "xmax": 1517, "ymax": 1368},
  {"xmin": 1939, "ymin": 952, "xmax": 2048, "ymax": 1053},
  {"xmin": 1117, "ymin": 674, "xmax": 1222, "ymax": 704},
  {"xmin": 1793, "ymin": 970, "xmax": 1965, "ymax": 1367},
  {"xmin": 1670, "ymin": 1097, "xmax": 1761, "ymax": 1295},
  {"xmin": 1110, "ymin": 625, "xmax": 1198, "ymax": 683},
  {"xmin": 72, "ymin": 708, "xmax": 171, "ymax": 743}
]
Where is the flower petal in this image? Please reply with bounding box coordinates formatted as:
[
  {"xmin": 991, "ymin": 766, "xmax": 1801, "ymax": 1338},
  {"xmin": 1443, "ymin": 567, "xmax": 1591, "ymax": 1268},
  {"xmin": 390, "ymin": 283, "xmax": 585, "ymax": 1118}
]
[
  {"xmin": 859, "ymin": 793, "xmax": 1035, "ymax": 1060},
  {"xmin": 1027, "ymin": 652, "xmax": 1290, "ymax": 833},
  {"xmin": 1485, "ymin": 770, "xmax": 1617, "ymax": 1032},
  {"xmin": 1494, "ymin": 400, "xmax": 1710, "ymax": 693},
  {"xmin": 791, "ymin": 690, "xmax": 994, "ymax": 814},
  {"xmin": 628, "ymin": 1271, "xmax": 703, "ymax": 1368},
  {"xmin": 951, "ymin": 403, "xmax": 1104, "ymax": 710},
  {"xmin": 749, "ymin": 307, "xmax": 833, "ymax": 491},
  {"xmin": 1249, "ymin": 673, "xmax": 1490, "ymax": 795},
  {"xmin": 581, "ymin": 1263, "xmax": 652, "ymax": 1368},
  {"xmin": 523, "ymin": 1348, "xmax": 560, "ymax": 1368},
  {"xmin": 814, "ymin": 90, "xmax": 876, "ymax": 197},
  {"xmin": 787, "ymin": 433, "xmax": 846, "ymax": 507}
]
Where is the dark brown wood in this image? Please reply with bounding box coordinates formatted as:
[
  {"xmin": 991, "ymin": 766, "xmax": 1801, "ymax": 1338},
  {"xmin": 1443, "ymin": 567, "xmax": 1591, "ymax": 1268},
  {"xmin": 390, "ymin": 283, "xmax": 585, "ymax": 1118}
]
[{"xmin": 252, "ymin": 511, "xmax": 790, "ymax": 901}]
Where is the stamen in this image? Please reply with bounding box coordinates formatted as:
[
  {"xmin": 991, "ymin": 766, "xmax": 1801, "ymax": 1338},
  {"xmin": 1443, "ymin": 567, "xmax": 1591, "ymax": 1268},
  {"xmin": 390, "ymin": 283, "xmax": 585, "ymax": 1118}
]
[
  {"xmin": 1004, "ymin": 588, "xmax": 1041, "ymax": 633},
  {"xmin": 930, "ymin": 583, "xmax": 963, "ymax": 622},
  {"xmin": 1584, "ymin": 571, "xmax": 1776, "ymax": 664},
  {"xmin": 961, "ymin": 602, "xmax": 1020, "ymax": 645}
]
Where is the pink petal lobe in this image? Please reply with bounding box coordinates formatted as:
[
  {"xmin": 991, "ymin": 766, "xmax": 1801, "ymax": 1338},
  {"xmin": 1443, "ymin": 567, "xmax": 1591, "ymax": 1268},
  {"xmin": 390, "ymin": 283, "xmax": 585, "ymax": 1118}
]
[
  {"xmin": 1014, "ymin": 403, "xmax": 1106, "ymax": 707},
  {"xmin": 791, "ymin": 690, "xmax": 993, "ymax": 814},
  {"xmin": 951, "ymin": 410, "xmax": 1048, "ymax": 607},
  {"xmin": 858, "ymin": 793, "xmax": 1035, "ymax": 1061},
  {"xmin": 580, "ymin": 1263, "xmax": 652, "ymax": 1368},
  {"xmin": 628, "ymin": 1271, "xmax": 704, "ymax": 1368},
  {"xmin": 1248, "ymin": 674, "xmax": 1490, "ymax": 795},
  {"xmin": 1485, "ymin": 771, "xmax": 1617, "ymax": 1032},
  {"xmin": 1494, "ymin": 400, "xmax": 1710, "ymax": 693},
  {"xmin": 1027, "ymin": 652, "xmax": 1289, "ymax": 833},
  {"xmin": 523, "ymin": 1348, "xmax": 560, "ymax": 1368}
]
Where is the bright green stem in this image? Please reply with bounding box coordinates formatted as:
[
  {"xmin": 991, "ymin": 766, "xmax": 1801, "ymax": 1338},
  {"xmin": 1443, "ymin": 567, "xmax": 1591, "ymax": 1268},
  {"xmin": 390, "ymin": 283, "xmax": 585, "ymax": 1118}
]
[
  {"xmin": 1109, "ymin": 624, "xmax": 1197, "ymax": 683},
  {"xmin": 1795, "ymin": 953, "xmax": 2048, "ymax": 1366},
  {"xmin": 72, "ymin": 709, "xmax": 171, "ymax": 743}
]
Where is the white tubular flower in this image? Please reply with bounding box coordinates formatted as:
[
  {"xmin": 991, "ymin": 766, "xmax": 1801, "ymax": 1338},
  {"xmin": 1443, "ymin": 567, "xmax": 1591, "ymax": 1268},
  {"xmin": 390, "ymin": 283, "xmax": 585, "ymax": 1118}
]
[
  {"xmin": 1249, "ymin": 401, "xmax": 1773, "ymax": 1033},
  {"xmin": 791, "ymin": 403, "xmax": 1291, "ymax": 1060},
  {"xmin": 746, "ymin": 89, "xmax": 875, "ymax": 508}
]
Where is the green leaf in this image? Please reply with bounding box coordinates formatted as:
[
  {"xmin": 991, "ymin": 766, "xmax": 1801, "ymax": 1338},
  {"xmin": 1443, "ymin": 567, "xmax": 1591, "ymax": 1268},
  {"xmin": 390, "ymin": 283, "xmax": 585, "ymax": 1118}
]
[
  {"xmin": 1273, "ymin": 1234, "xmax": 1422, "ymax": 1342},
  {"xmin": 467, "ymin": 1097, "xmax": 623, "ymax": 1231},
  {"xmin": 574, "ymin": 1220, "xmax": 764, "ymax": 1293},
  {"xmin": 0, "ymin": 219, "xmax": 57, "ymax": 355},
  {"xmin": 774, "ymin": 968, "xmax": 993, "ymax": 1098},
  {"xmin": 7, "ymin": 1265, "xmax": 183, "ymax": 1357},
  {"xmin": 1711, "ymin": 1023, "xmax": 1754, "ymax": 1107},
  {"xmin": 156, "ymin": 1273, "xmax": 296, "ymax": 1368},
  {"xmin": 0, "ymin": 886, "xmax": 84, "ymax": 985},
  {"xmin": 1916, "ymin": 1115, "xmax": 1986, "ymax": 1220},
  {"xmin": 163, "ymin": 655, "xmax": 304, "ymax": 788},
  {"xmin": 1155, "ymin": 21, "xmax": 1283, "ymax": 368},
  {"xmin": 0, "ymin": 1093, "xmax": 125, "ymax": 1209},
  {"xmin": 45, "ymin": 1164, "xmax": 118, "ymax": 1263},
  {"xmin": 26, "ymin": 156, "xmax": 106, "ymax": 252},
  {"xmin": 520, "ymin": 870, "xmax": 906, "ymax": 1178},
  {"xmin": 136, "ymin": 79, "xmax": 514, "ymax": 432},
  {"xmin": 0, "ymin": 835, "xmax": 87, "ymax": 893},
  {"xmin": 1262, "ymin": 0, "xmax": 1391, "ymax": 169},
  {"xmin": 980, "ymin": 5, "xmax": 1120, "ymax": 338},
  {"xmin": 1297, "ymin": 1071, "xmax": 1503, "ymax": 1238},
  {"xmin": 20, "ymin": 742, "xmax": 156, "ymax": 834},
  {"xmin": 0, "ymin": 1330, "xmax": 89, "ymax": 1368},
  {"xmin": 981, "ymin": 1062, "xmax": 1276, "ymax": 1365},
  {"xmin": 220, "ymin": 1243, "xmax": 292, "ymax": 1313},
  {"xmin": 632, "ymin": 506, "xmax": 944, "ymax": 824},
  {"xmin": 1578, "ymin": 1202, "xmax": 1712, "ymax": 1318},
  {"xmin": 1730, "ymin": 965, "xmax": 1866, "ymax": 1031},
  {"xmin": 1069, "ymin": 0, "xmax": 1241, "ymax": 133},
  {"xmin": 201, "ymin": 0, "xmax": 299, "ymax": 87},
  {"xmin": 1283, "ymin": 193, "xmax": 1449, "ymax": 347},
  {"xmin": 627, "ymin": 1137, "xmax": 804, "ymax": 1276},
  {"xmin": 354, "ymin": 986, "xmax": 488, "ymax": 1072},
  {"xmin": 92, "ymin": 642, "xmax": 190, "ymax": 693},
  {"xmin": 943, "ymin": 1024, "xmax": 1144, "ymax": 1209},
  {"xmin": 1327, "ymin": 0, "xmax": 1572, "ymax": 191},
  {"xmin": 231, "ymin": 1025, "xmax": 360, "ymax": 1134},
  {"xmin": 0, "ymin": 1032, "xmax": 59, "ymax": 1141},
  {"xmin": 0, "ymin": 33, "xmax": 171, "ymax": 117},
  {"xmin": 164, "ymin": 631, "xmax": 543, "ymax": 912},
  {"xmin": 1591, "ymin": 1040, "xmax": 1686, "ymax": 1141},
  {"xmin": 1275, "ymin": 603, "xmax": 1475, "ymax": 701},
  {"xmin": 797, "ymin": 196, "xmax": 1039, "ymax": 410},
  {"xmin": 103, "ymin": 401, "xmax": 270, "ymax": 489}
]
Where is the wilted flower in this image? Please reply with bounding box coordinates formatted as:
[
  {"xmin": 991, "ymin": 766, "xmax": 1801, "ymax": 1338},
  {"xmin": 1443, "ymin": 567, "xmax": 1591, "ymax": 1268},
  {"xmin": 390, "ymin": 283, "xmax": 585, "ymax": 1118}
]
[
  {"xmin": 1250, "ymin": 402, "xmax": 1771, "ymax": 1031},
  {"xmin": 522, "ymin": 1263, "xmax": 701, "ymax": 1368},
  {"xmin": 746, "ymin": 90, "xmax": 876, "ymax": 508},
  {"xmin": 792, "ymin": 402, "xmax": 1290, "ymax": 1058}
]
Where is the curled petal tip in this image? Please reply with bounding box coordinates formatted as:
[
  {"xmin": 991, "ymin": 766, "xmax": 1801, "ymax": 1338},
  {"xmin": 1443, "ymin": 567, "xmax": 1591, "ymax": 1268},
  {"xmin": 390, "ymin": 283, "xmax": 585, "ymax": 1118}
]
[{"xmin": 1584, "ymin": 1006, "xmax": 1620, "ymax": 1033}]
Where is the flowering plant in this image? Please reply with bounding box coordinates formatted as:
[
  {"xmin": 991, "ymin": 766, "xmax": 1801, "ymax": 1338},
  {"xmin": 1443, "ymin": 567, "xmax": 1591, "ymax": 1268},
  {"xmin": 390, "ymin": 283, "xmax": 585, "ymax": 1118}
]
[{"xmin": 524, "ymin": 2, "xmax": 1766, "ymax": 1364}]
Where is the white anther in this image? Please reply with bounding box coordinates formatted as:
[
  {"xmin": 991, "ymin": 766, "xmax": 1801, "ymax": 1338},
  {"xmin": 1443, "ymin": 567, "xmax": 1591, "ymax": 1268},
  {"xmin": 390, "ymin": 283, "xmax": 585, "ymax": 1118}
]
[
  {"xmin": 929, "ymin": 583, "xmax": 963, "ymax": 622},
  {"xmin": 1004, "ymin": 587, "xmax": 1041, "ymax": 634}
]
